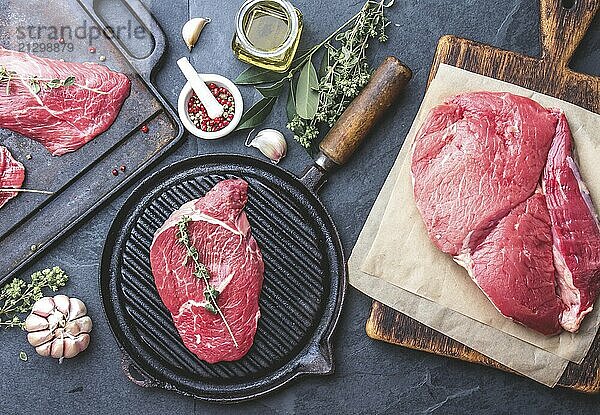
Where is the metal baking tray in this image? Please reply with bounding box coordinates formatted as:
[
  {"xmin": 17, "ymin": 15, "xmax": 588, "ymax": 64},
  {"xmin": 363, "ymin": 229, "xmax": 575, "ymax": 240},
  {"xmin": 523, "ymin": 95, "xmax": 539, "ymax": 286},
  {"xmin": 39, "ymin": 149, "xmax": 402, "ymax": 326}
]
[{"xmin": 0, "ymin": 0, "xmax": 183, "ymax": 282}]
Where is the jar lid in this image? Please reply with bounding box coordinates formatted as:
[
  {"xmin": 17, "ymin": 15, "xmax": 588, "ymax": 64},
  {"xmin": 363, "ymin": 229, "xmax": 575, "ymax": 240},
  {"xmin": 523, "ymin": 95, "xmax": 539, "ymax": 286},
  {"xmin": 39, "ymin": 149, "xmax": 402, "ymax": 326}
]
[{"xmin": 235, "ymin": 0, "xmax": 299, "ymax": 58}]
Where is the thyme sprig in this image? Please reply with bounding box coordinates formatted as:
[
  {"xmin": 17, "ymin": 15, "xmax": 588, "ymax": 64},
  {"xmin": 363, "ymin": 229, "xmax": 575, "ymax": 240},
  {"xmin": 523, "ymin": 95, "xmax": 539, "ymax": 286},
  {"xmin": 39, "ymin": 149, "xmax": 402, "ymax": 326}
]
[
  {"xmin": 0, "ymin": 65, "xmax": 107, "ymax": 96},
  {"xmin": 175, "ymin": 216, "xmax": 238, "ymax": 348},
  {"xmin": 288, "ymin": 0, "xmax": 392, "ymax": 147},
  {"xmin": 0, "ymin": 266, "xmax": 69, "ymax": 328}
]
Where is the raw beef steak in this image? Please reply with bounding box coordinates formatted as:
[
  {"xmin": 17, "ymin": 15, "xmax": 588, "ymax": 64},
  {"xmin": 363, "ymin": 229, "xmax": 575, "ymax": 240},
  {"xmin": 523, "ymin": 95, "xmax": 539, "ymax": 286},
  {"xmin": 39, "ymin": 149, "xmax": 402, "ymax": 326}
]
[
  {"xmin": 150, "ymin": 179, "xmax": 264, "ymax": 363},
  {"xmin": 465, "ymin": 193, "xmax": 563, "ymax": 335},
  {"xmin": 0, "ymin": 47, "xmax": 130, "ymax": 156},
  {"xmin": 544, "ymin": 112, "xmax": 600, "ymax": 332},
  {"xmin": 0, "ymin": 145, "xmax": 25, "ymax": 209},
  {"xmin": 412, "ymin": 91, "xmax": 600, "ymax": 335},
  {"xmin": 412, "ymin": 92, "xmax": 557, "ymax": 256}
]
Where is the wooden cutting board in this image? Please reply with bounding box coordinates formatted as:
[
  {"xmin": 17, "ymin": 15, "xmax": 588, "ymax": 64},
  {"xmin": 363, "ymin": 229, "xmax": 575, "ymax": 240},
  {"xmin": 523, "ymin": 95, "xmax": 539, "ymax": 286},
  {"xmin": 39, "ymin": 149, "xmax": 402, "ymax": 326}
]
[{"xmin": 366, "ymin": 0, "xmax": 600, "ymax": 393}]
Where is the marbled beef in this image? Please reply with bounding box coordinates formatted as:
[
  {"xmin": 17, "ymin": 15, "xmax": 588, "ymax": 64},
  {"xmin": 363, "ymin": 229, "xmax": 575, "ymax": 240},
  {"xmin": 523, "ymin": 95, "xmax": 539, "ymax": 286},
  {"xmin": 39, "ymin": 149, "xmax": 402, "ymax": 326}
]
[
  {"xmin": 0, "ymin": 47, "xmax": 130, "ymax": 156},
  {"xmin": 150, "ymin": 179, "xmax": 264, "ymax": 363}
]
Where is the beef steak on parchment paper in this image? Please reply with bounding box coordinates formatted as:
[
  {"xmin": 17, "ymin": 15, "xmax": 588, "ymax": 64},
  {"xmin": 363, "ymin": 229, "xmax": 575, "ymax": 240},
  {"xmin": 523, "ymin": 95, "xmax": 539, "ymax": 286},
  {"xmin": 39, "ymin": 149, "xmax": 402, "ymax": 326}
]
[{"xmin": 412, "ymin": 91, "xmax": 600, "ymax": 335}]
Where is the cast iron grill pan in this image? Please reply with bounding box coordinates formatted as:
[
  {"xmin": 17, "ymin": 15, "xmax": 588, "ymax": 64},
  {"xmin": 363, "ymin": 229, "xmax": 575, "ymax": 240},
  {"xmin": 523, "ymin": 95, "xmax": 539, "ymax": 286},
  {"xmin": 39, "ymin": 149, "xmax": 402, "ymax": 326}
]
[
  {"xmin": 102, "ymin": 155, "xmax": 344, "ymax": 401},
  {"xmin": 100, "ymin": 58, "xmax": 411, "ymax": 402}
]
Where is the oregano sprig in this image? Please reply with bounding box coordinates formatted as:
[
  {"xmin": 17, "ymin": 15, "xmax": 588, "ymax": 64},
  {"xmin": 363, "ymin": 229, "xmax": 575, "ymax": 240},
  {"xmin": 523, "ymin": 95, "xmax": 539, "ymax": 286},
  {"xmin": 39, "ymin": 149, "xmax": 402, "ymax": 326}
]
[
  {"xmin": 0, "ymin": 266, "xmax": 69, "ymax": 329},
  {"xmin": 175, "ymin": 216, "xmax": 238, "ymax": 348}
]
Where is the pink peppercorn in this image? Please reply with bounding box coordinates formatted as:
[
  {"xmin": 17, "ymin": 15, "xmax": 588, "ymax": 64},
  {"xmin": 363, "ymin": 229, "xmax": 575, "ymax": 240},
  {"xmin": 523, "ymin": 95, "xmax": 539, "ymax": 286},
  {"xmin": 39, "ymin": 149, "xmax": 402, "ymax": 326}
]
[{"xmin": 187, "ymin": 83, "xmax": 235, "ymax": 133}]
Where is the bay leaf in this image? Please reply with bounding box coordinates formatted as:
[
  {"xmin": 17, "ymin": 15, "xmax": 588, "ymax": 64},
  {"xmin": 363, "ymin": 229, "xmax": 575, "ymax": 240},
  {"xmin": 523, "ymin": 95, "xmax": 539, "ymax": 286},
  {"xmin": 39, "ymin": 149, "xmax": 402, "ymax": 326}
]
[
  {"xmin": 235, "ymin": 66, "xmax": 286, "ymax": 85},
  {"xmin": 256, "ymin": 80, "xmax": 285, "ymax": 97},
  {"xmin": 295, "ymin": 60, "xmax": 319, "ymax": 120},
  {"xmin": 236, "ymin": 96, "xmax": 277, "ymax": 130},
  {"xmin": 286, "ymin": 81, "xmax": 296, "ymax": 121}
]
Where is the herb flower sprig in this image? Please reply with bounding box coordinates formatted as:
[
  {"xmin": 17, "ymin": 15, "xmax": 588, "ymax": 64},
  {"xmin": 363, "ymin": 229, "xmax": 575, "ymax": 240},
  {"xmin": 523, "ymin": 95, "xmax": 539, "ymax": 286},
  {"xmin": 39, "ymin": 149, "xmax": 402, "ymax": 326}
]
[{"xmin": 0, "ymin": 65, "xmax": 108, "ymax": 96}]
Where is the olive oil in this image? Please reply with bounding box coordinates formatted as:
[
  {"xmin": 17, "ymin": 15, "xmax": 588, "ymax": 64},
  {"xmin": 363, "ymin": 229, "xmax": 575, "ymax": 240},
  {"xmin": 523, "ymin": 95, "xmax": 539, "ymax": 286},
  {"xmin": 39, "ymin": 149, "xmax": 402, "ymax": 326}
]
[
  {"xmin": 245, "ymin": 5, "xmax": 290, "ymax": 51},
  {"xmin": 233, "ymin": 0, "xmax": 303, "ymax": 72}
]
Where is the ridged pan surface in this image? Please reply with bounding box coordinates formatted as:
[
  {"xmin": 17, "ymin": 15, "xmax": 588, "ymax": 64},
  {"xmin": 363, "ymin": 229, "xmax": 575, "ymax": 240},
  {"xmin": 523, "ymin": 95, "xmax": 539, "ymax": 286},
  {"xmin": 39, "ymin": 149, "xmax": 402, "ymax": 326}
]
[{"xmin": 101, "ymin": 154, "xmax": 346, "ymax": 402}]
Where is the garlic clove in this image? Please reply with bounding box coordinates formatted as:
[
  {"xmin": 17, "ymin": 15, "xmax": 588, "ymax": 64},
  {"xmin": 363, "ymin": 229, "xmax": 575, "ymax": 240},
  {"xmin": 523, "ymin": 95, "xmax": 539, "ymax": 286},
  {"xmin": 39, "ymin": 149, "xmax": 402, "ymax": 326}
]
[
  {"xmin": 62, "ymin": 338, "xmax": 80, "ymax": 359},
  {"xmin": 68, "ymin": 297, "xmax": 87, "ymax": 320},
  {"xmin": 65, "ymin": 316, "xmax": 93, "ymax": 336},
  {"xmin": 50, "ymin": 338, "xmax": 64, "ymax": 359},
  {"xmin": 246, "ymin": 129, "xmax": 287, "ymax": 164},
  {"xmin": 53, "ymin": 295, "xmax": 70, "ymax": 316},
  {"xmin": 77, "ymin": 333, "xmax": 91, "ymax": 353},
  {"xmin": 32, "ymin": 297, "xmax": 55, "ymax": 317},
  {"xmin": 35, "ymin": 341, "xmax": 53, "ymax": 357},
  {"xmin": 46, "ymin": 310, "xmax": 64, "ymax": 332},
  {"xmin": 182, "ymin": 18, "xmax": 210, "ymax": 52},
  {"xmin": 24, "ymin": 313, "xmax": 49, "ymax": 332},
  {"xmin": 27, "ymin": 329, "xmax": 54, "ymax": 347}
]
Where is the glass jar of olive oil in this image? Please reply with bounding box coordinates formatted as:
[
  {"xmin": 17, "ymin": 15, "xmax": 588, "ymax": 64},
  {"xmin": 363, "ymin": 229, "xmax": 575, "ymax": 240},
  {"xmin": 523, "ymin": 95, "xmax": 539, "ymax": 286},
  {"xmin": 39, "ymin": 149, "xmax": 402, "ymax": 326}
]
[{"xmin": 232, "ymin": 0, "xmax": 303, "ymax": 72}]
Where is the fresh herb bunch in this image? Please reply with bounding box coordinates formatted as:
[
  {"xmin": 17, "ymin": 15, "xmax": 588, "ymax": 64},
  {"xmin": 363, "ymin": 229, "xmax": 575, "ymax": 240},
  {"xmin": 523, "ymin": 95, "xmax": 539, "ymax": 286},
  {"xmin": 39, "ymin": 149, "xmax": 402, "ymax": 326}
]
[
  {"xmin": 0, "ymin": 266, "xmax": 69, "ymax": 328},
  {"xmin": 175, "ymin": 216, "xmax": 238, "ymax": 347},
  {"xmin": 0, "ymin": 65, "xmax": 107, "ymax": 96},
  {"xmin": 235, "ymin": 0, "xmax": 394, "ymax": 150}
]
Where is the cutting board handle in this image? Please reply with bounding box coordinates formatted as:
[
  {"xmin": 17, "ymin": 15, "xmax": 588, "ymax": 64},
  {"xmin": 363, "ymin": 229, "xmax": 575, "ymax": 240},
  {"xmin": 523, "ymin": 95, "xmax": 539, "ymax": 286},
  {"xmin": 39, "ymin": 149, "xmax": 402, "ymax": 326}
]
[
  {"xmin": 318, "ymin": 57, "xmax": 412, "ymax": 166},
  {"xmin": 539, "ymin": 0, "xmax": 599, "ymax": 67},
  {"xmin": 78, "ymin": 0, "xmax": 167, "ymax": 81}
]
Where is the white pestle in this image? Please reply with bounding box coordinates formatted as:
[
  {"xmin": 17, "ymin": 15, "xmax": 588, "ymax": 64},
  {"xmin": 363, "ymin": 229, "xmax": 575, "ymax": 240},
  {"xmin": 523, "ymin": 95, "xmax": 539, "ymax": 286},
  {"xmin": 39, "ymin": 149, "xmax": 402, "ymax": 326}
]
[{"xmin": 176, "ymin": 57, "xmax": 224, "ymax": 119}]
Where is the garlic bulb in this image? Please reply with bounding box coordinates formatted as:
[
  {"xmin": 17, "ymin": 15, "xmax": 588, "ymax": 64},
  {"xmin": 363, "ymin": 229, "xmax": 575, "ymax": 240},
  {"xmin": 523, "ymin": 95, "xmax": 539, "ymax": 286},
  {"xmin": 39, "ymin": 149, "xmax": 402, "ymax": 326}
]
[
  {"xmin": 24, "ymin": 295, "xmax": 92, "ymax": 362},
  {"xmin": 182, "ymin": 18, "xmax": 210, "ymax": 51},
  {"xmin": 245, "ymin": 129, "xmax": 287, "ymax": 164}
]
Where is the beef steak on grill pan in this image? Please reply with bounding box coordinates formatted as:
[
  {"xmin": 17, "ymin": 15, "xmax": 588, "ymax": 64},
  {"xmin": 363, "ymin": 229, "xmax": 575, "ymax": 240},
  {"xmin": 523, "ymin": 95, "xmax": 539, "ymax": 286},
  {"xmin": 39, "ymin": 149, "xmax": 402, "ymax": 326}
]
[{"xmin": 150, "ymin": 178, "xmax": 265, "ymax": 363}]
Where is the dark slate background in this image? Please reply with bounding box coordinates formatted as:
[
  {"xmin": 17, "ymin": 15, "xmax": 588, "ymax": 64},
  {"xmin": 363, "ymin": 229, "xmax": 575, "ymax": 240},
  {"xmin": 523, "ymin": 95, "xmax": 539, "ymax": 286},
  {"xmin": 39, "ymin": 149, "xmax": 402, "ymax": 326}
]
[{"xmin": 1, "ymin": 0, "xmax": 599, "ymax": 413}]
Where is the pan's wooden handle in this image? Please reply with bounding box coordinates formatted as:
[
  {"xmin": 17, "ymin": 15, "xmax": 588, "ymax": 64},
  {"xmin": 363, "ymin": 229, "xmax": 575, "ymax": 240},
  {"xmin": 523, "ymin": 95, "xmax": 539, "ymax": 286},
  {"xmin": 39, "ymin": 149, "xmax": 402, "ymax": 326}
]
[
  {"xmin": 539, "ymin": 0, "xmax": 599, "ymax": 67},
  {"xmin": 318, "ymin": 57, "xmax": 412, "ymax": 166}
]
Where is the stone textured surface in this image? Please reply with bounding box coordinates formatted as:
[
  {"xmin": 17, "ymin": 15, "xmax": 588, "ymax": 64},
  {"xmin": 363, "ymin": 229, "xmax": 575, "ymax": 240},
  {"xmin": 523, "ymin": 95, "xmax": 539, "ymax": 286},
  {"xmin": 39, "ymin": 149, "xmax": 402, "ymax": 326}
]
[{"xmin": 1, "ymin": 0, "xmax": 599, "ymax": 413}]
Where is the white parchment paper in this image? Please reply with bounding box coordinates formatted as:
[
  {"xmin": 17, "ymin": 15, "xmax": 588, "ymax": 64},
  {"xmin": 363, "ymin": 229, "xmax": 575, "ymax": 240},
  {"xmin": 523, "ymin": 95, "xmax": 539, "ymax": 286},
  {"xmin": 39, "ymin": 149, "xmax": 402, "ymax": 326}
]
[{"xmin": 349, "ymin": 64, "xmax": 600, "ymax": 386}]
